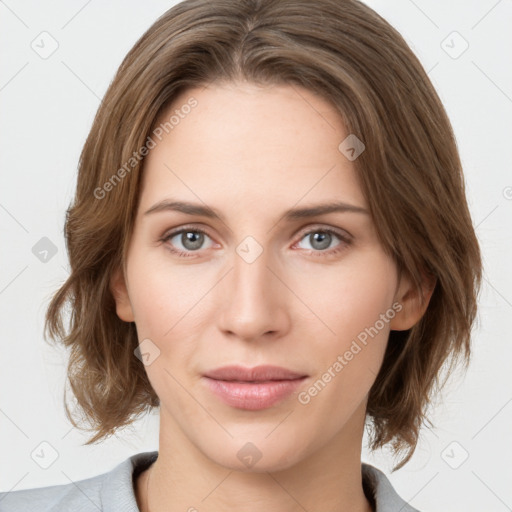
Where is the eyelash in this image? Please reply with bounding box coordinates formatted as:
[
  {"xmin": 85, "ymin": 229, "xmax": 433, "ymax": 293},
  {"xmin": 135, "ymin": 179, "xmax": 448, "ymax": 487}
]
[{"xmin": 159, "ymin": 225, "xmax": 352, "ymax": 259}]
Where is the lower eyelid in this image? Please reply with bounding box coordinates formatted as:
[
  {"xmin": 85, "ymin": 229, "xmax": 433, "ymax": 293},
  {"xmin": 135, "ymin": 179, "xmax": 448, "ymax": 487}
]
[
  {"xmin": 162, "ymin": 227, "xmax": 351, "ymax": 255},
  {"xmin": 163, "ymin": 229, "xmax": 214, "ymax": 249},
  {"xmin": 294, "ymin": 230, "xmax": 350, "ymax": 252}
]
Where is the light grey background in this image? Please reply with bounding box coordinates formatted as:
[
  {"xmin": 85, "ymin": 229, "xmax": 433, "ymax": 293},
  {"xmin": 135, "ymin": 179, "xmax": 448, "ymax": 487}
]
[{"xmin": 1, "ymin": 1, "xmax": 511, "ymax": 510}]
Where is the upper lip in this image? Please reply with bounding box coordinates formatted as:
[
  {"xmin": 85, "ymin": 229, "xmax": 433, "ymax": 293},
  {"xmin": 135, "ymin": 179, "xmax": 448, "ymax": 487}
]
[{"xmin": 203, "ymin": 365, "xmax": 307, "ymax": 382}]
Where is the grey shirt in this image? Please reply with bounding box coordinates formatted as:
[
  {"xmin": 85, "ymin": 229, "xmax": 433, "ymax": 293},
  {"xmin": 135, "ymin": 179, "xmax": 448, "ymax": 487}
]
[{"xmin": 0, "ymin": 451, "xmax": 419, "ymax": 511}]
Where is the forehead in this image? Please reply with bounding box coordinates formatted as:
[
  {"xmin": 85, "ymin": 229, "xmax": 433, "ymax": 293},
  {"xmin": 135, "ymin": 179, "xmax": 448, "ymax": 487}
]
[{"xmin": 139, "ymin": 81, "xmax": 367, "ymax": 213}]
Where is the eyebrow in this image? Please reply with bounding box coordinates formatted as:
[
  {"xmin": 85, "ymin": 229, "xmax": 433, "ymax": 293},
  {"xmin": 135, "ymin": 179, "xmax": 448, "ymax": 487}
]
[{"xmin": 144, "ymin": 199, "xmax": 369, "ymax": 221}]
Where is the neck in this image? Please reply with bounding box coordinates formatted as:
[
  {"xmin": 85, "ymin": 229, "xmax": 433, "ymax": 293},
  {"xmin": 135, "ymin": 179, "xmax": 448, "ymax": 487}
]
[{"xmin": 136, "ymin": 405, "xmax": 373, "ymax": 512}]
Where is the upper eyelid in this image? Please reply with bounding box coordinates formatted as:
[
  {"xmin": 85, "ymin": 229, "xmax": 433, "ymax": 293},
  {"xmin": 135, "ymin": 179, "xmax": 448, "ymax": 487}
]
[
  {"xmin": 296, "ymin": 224, "xmax": 352, "ymax": 239},
  {"xmin": 163, "ymin": 223, "xmax": 352, "ymax": 245}
]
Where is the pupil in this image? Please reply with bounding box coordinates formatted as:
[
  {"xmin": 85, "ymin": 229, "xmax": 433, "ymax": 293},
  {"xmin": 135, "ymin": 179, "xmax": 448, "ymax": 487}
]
[
  {"xmin": 183, "ymin": 231, "xmax": 203, "ymax": 250},
  {"xmin": 179, "ymin": 231, "xmax": 332, "ymax": 252},
  {"xmin": 312, "ymin": 232, "xmax": 330, "ymax": 250}
]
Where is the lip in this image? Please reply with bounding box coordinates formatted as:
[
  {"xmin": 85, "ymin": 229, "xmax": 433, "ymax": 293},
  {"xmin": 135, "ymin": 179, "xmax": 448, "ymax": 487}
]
[
  {"xmin": 203, "ymin": 364, "xmax": 307, "ymax": 381},
  {"xmin": 202, "ymin": 365, "xmax": 308, "ymax": 410}
]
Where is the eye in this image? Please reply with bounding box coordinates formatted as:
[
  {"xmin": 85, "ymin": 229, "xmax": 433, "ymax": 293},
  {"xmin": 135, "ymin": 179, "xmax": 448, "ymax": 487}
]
[
  {"xmin": 160, "ymin": 225, "xmax": 352, "ymax": 258},
  {"xmin": 160, "ymin": 226, "xmax": 215, "ymax": 257},
  {"xmin": 294, "ymin": 227, "xmax": 352, "ymax": 256}
]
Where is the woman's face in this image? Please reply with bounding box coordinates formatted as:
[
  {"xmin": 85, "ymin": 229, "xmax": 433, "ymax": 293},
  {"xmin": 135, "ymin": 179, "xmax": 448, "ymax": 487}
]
[{"xmin": 112, "ymin": 81, "xmax": 418, "ymax": 471}]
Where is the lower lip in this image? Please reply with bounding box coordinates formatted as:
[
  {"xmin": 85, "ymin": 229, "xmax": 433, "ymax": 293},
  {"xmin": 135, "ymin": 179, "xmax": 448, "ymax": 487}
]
[{"xmin": 202, "ymin": 376, "xmax": 307, "ymax": 410}]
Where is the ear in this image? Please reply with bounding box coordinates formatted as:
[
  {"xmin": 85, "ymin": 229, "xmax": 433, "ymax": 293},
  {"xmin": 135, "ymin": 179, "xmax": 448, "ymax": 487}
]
[
  {"xmin": 110, "ymin": 266, "xmax": 135, "ymax": 323},
  {"xmin": 389, "ymin": 270, "xmax": 436, "ymax": 331}
]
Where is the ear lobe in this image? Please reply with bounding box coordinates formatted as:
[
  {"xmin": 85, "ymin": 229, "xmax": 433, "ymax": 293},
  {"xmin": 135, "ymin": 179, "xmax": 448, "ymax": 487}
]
[
  {"xmin": 389, "ymin": 271, "xmax": 436, "ymax": 331},
  {"xmin": 110, "ymin": 266, "xmax": 135, "ymax": 323}
]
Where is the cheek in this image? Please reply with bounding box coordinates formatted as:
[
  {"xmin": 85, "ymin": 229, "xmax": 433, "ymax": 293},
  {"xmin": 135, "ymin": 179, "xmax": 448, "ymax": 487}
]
[
  {"xmin": 125, "ymin": 253, "xmax": 208, "ymax": 406},
  {"xmin": 126, "ymin": 249, "xmax": 214, "ymax": 339},
  {"xmin": 125, "ymin": 249, "xmax": 223, "ymax": 404},
  {"xmin": 295, "ymin": 252, "xmax": 397, "ymax": 399},
  {"xmin": 294, "ymin": 251, "xmax": 397, "ymax": 346}
]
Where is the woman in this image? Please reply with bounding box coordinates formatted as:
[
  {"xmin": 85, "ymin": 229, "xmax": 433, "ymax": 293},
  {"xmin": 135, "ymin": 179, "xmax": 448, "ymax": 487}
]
[{"xmin": 0, "ymin": 0, "xmax": 481, "ymax": 511}]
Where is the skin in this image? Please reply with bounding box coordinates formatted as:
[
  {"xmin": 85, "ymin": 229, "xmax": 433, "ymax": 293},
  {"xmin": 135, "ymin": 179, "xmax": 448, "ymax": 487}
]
[{"xmin": 111, "ymin": 81, "xmax": 432, "ymax": 512}]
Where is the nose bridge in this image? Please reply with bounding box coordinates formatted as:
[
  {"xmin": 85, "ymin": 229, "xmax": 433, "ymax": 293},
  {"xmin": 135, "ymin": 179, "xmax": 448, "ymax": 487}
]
[
  {"xmin": 217, "ymin": 235, "xmax": 288, "ymax": 339},
  {"xmin": 233, "ymin": 237, "xmax": 270, "ymax": 297}
]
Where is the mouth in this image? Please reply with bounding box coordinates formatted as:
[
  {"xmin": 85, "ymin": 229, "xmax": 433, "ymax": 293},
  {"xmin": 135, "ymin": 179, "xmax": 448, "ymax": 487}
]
[
  {"xmin": 203, "ymin": 364, "xmax": 308, "ymax": 382},
  {"xmin": 202, "ymin": 365, "xmax": 308, "ymax": 410}
]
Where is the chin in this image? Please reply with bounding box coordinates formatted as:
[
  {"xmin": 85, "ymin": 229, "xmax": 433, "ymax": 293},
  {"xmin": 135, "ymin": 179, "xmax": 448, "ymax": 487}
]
[{"xmin": 200, "ymin": 433, "xmax": 312, "ymax": 474}]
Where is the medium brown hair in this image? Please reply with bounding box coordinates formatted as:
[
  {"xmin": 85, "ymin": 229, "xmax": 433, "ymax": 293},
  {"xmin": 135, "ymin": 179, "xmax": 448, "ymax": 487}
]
[{"xmin": 45, "ymin": 0, "xmax": 482, "ymax": 469}]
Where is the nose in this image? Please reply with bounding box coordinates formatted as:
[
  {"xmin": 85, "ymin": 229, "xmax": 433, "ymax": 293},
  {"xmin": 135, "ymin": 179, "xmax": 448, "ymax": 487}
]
[{"xmin": 217, "ymin": 243, "xmax": 291, "ymax": 342}]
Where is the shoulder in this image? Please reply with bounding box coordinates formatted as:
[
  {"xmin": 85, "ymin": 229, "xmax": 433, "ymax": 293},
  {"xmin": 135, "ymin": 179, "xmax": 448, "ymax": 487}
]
[
  {"xmin": 0, "ymin": 451, "xmax": 158, "ymax": 512},
  {"xmin": 0, "ymin": 474, "xmax": 104, "ymax": 512},
  {"xmin": 362, "ymin": 463, "xmax": 421, "ymax": 512}
]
